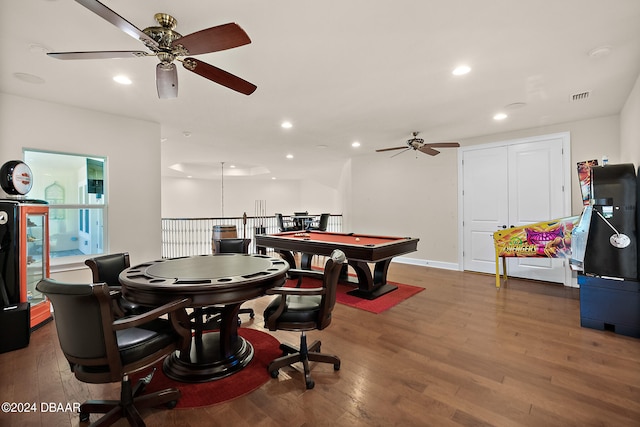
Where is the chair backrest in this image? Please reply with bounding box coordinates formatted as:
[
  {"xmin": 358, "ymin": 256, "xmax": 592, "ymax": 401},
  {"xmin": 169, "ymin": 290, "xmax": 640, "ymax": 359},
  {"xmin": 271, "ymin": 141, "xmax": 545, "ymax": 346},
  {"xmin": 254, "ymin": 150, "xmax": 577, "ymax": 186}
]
[
  {"xmin": 317, "ymin": 213, "xmax": 330, "ymax": 231},
  {"xmin": 316, "ymin": 249, "xmax": 346, "ymax": 329},
  {"xmin": 275, "ymin": 213, "xmax": 286, "ymax": 231},
  {"xmin": 214, "ymin": 238, "xmax": 251, "ymax": 254},
  {"xmin": 35, "ymin": 279, "xmax": 118, "ymax": 373},
  {"xmin": 85, "ymin": 252, "xmax": 130, "ymax": 286},
  {"xmin": 294, "ymin": 211, "xmax": 308, "ymax": 216}
]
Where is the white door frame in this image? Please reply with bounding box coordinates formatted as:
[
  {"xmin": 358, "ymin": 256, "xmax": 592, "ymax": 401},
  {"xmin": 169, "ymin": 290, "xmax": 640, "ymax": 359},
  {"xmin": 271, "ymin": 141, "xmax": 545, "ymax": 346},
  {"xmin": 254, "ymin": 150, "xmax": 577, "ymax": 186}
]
[{"xmin": 456, "ymin": 132, "xmax": 572, "ymax": 284}]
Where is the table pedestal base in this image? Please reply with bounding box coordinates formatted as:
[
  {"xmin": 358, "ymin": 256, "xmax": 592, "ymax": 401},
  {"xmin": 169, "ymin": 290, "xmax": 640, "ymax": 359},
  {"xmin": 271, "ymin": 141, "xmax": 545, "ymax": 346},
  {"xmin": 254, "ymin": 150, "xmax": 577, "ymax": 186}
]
[
  {"xmin": 346, "ymin": 283, "xmax": 398, "ymax": 300},
  {"xmin": 163, "ymin": 331, "xmax": 254, "ymax": 383}
]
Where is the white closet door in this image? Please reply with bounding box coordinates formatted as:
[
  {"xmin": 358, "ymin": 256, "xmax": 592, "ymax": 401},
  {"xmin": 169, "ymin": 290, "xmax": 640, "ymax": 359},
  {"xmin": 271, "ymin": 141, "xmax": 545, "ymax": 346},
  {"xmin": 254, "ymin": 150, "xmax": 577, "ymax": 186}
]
[
  {"xmin": 462, "ymin": 134, "xmax": 569, "ymax": 284},
  {"xmin": 462, "ymin": 146, "xmax": 509, "ymax": 273},
  {"xmin": 505, "ymin": 138, "xmax": 567, "ymax": 283}
]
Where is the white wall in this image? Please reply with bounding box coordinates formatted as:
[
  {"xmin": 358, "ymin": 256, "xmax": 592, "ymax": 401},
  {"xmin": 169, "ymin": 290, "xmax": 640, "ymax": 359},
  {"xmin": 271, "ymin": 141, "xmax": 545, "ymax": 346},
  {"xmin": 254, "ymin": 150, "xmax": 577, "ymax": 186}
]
[
  {"xmin": 0, "ymin": 93, "xmax": 161, "ymax": 281},
  {"xmin": 161, "ymin": 175, "xmax": 341, "ymax": 218},
  {"xmin": 348, "ymin": 115, "xmax": 621, "ymax": 266},
  {"xmin": 620, "ymin": 73, "xmax": 640, "ymax": 167}
]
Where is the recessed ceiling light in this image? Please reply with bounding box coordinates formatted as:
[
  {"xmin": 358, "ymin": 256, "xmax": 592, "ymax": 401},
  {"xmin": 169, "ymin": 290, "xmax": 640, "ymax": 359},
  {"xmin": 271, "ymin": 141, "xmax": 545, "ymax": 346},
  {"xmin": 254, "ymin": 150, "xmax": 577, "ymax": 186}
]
[
  {"xmin": 316, "ymin": 144, "xmax": 328, "ymax": 149},
  {"xmin": 13, "ymin": 72, "xmax": 45, "ymax": 84},
  {"xmin": 452, "ymin": 65, "xmax": 471, "ymax": 76},
  {"xmin": 271, "ymin": 177, "xmax": 277, "ymax": 180},
  {"xmin": 286, "ymin": 154, "xmax": 294, "ymax": 159},
  {"xmin": 351, "ymin": 141, "xmax": 361, "ymax": 148},
  {"xmin": 281, "ymin": 121, "xmax": 293, "ymax": 129},
  {"xmin": 493, "ymin": 112, "xmax": 508, "ymax": 121},
  {"xmin": 229, "ymin": 164, "xmax": 236, "ymax": 168},
  {"xmin": 113, "ymin": 75, "xmax": 132, "ymax": 85},
  {"xmin": 183, "ymin": 131, "xmax": 192, "ymax": 137}
]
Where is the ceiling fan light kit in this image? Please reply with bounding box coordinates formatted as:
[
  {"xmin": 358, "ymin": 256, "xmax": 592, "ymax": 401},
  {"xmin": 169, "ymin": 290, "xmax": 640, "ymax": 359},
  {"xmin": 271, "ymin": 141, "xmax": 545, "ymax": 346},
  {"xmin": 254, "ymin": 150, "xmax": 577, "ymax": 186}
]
[{"xmin": 47, "ymin": 0, "xmax": 256, "ymax": 99}]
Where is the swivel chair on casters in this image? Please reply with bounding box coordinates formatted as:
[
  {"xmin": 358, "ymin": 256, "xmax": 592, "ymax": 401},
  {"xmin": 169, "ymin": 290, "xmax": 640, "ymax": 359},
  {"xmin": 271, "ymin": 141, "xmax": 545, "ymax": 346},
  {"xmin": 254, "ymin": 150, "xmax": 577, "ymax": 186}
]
[
  {"xmin": 85, "ymin": 252, "xmax": 149, "ymax": 317},
  {"xmin": 263, "ymin": 249, "xmax": 345, "ymax": 389},
  {"xmin": 36, "ymin": 278, "xmax": 191, "ymax": 427}
]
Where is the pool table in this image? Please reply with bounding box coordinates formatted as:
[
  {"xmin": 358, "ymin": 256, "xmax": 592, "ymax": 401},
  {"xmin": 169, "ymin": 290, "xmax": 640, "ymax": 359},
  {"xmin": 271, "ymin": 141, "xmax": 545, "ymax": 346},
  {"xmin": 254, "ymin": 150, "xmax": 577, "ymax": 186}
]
[{"xmin": 255, "ymin": 231, "xmax": 419, "ymax": 299}]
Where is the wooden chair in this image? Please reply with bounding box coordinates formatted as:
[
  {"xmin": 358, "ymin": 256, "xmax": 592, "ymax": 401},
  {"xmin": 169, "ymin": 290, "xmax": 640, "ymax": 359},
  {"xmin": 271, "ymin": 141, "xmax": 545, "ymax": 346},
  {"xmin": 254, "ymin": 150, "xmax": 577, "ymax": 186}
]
[
  {"xmin": 263, "ymin": 249, "xmax": 346, "ymax": 389},
  {"xmin": 36, "ymin": 278, "xmax": 191, "ymax": 427}
]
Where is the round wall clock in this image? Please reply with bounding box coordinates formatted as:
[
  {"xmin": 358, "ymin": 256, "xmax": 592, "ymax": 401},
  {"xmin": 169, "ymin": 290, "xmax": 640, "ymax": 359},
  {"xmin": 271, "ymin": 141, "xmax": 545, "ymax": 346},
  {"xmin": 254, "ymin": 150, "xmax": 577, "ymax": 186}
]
[{"xmin": 0, "ymin": 160, "xmax": 34, "ymax": 196}]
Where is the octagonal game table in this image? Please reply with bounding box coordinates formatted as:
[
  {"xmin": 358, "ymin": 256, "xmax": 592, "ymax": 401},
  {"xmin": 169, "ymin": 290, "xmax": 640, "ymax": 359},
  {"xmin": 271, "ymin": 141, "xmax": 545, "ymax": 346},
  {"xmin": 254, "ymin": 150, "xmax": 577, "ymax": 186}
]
[{"xmin": 119, "ymin": 254, "xmax": 288, "ymax": 383}]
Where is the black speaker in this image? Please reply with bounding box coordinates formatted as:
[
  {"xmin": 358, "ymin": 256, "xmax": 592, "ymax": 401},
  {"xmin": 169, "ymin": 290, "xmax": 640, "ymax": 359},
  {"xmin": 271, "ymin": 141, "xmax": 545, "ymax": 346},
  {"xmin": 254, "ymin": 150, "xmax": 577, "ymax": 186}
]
[{"xmin": 0, "ymin": 302, "xmax": 30, "ymax": 353}]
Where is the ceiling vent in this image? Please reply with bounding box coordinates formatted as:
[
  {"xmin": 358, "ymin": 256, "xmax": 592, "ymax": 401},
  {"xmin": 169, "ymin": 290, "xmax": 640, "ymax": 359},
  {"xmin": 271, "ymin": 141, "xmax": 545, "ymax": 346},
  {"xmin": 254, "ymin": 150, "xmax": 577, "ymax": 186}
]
[{"xmin": 570, "ymin": 91, "xmax": 591, "ymax": 102}]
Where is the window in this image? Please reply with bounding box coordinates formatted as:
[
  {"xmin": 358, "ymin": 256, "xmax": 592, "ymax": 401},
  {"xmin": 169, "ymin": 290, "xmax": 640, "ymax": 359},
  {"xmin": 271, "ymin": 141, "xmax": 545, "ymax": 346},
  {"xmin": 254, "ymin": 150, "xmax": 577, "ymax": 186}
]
[{"xmin": 24, "ymin": 150, "xmax": 107, "ymax": 262}]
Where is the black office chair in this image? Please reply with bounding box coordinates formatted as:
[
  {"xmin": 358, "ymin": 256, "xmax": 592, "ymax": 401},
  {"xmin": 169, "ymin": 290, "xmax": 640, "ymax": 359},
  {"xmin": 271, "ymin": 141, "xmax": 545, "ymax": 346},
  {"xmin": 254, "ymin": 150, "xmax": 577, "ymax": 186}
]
[
  {"xmin": 307, "ymin": 213, "xmax": 330, "ymax": 231},
  {"xmin": 85, "ymin": 252, "xmax": 149, "ymax": 316},
  {"xmin": 263, "ymin": 249, "xmax": 345, "ymax": 389},
  {"xmin": 36, "ymin": 278, "xmax": 191, "ymax": 427},
  {"xmin": 203, "ymin": 238, "xmax": 255, "ymax": 327},
  {"xmin": 276, "ymin": 213, "xmax": 297, "ymax": 232}
]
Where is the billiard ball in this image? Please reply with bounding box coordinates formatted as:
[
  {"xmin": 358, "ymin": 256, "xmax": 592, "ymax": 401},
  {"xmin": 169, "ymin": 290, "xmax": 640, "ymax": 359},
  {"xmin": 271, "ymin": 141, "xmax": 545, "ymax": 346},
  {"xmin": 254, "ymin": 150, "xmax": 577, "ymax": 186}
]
[{"xmin": 355, "ymin": 237, "xmax": 360, "ymax": 241}]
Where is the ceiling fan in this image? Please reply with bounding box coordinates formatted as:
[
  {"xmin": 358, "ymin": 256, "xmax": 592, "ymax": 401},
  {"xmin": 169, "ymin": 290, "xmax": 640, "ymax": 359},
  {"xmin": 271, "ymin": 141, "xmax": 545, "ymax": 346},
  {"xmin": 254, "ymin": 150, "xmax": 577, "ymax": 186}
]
[
  {"xmin": 47, "ymin": 0, "xmax": 256, "ymax": 99},
  {"xmin": 376, "ymin": 132, "xmax": 460, "ymax": 157}
]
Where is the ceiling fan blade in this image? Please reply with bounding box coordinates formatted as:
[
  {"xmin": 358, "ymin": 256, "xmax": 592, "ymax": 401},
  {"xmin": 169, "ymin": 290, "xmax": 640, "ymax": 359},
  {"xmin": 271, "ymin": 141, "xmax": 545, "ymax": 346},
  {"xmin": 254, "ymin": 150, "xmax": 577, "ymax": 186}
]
[
  {"xmin": 156, "ymin": 63, "xmax": 178, "ymax": 99},
  {"xmin": 75, "ymin": 0, "xmax": 159, "ymax": 50},
  {"xmin": 48, "ymin": 51, "xmax": 150, "ymax": 60},
  {"xmin": 182, "ymin": 58, "xmax": 256, "ymax": 95},
  {"xmin": 418, "ymin": 146, "xmax": 441, "ymax": 156},
  {"xmin": 376, "ymin": 146, "xmax": 407, "ymax": 152},
  {"xmin": 391, "ymin": 148, "xmax": 411, "ymax": 158},
  {"xmin": 172, "ymin": 23, "xmax": 251, "ymax": 55},
  {"xmin": 425, "ymin": 142, "xmax": 460, "ymax": 148}
]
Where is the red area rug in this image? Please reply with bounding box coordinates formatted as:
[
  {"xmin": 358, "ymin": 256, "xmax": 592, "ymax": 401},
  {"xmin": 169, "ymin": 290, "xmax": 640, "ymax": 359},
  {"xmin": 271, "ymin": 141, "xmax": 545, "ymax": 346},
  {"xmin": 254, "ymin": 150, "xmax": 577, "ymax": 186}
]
[
  {"xmin": 131, "ymin": 328, "xmax": 280, "ymax": 409},
  {"xmin": 289, "ymin": 276, "xmax": 424, "ymax": 314}
]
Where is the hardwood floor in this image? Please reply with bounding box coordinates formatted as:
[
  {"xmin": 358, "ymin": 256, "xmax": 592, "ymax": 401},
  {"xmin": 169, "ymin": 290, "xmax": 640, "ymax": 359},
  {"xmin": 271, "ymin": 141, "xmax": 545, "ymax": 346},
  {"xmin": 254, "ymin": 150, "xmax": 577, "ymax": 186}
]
[{"xmin": 2, "ymin": 262, "xmax": 639, "ymax": 426}]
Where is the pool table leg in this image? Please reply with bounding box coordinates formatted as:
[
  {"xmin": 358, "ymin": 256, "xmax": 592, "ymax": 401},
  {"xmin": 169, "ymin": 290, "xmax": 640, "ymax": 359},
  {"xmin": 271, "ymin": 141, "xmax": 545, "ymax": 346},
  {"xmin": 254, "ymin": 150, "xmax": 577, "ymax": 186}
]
[{"xmin": 345, "ymin": 259, "xmax": 398, "ymax": 300}]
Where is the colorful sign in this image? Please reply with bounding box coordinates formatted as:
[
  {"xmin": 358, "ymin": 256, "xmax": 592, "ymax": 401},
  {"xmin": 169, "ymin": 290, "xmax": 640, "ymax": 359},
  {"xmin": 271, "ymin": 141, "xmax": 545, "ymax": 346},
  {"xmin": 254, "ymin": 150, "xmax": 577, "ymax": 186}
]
[{"xmin": 493, "ymin": 216, "xmax": 580, "ymax": 259}]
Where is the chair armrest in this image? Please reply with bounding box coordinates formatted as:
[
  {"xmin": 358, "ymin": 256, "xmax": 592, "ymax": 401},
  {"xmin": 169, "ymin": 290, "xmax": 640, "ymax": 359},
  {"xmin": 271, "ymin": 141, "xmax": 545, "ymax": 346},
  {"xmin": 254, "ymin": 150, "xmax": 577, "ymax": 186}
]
[
  {"xmin": 266, "ymin": 286, "xmax": 325, "ymax": 296},
  {"xmin": 288, "ymin": 268, "xmax": 324, "ymax": 280},
  {"xmin": 112, "ymin": 297, "xmax": 192, "ymax": 330}
]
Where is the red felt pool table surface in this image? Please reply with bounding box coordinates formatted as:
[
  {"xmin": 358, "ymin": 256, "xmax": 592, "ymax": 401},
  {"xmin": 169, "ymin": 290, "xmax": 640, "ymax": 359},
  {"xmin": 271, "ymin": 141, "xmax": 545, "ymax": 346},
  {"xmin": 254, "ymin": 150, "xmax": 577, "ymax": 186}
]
[{"xmin": 255, "ymin": 231, "xmax": 419, "ymax": 299}]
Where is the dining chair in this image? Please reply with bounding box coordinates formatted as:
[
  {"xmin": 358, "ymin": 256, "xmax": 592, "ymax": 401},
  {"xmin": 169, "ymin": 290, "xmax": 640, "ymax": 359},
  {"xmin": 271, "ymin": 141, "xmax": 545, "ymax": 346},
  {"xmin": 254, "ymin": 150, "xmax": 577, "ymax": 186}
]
[
  {"xmin": 307, "ymin": 213, "xmax": 330, "ymax": 231},
  {"xmin": 276, "ymin": 213, "xmax": 297, "ymax": 232}
]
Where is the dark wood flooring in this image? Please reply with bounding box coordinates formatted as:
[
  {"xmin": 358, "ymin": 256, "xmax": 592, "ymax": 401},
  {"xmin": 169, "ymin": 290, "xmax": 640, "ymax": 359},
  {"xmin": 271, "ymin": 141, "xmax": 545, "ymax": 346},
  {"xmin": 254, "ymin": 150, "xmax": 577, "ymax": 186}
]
[{"xmin": 1, "ymin": 262, "xmax": 639, "ymax": 426}]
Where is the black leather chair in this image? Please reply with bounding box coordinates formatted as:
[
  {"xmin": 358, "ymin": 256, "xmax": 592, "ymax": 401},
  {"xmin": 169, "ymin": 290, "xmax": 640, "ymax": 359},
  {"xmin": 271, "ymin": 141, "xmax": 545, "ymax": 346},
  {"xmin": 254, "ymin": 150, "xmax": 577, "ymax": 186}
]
[
  {"xmin": 203, "ymin": 238, "xmax": 255, "ymax": 327},
  {"xmin": 36, "ymin": 278, "xmax": 191, "ymax": 427},
  {"xmin": 85, "ymin": 252, "xmax": 148, "ymax": 316},
  {"xmin": 307, "ymin": 213, "xmax": 330, "ymax": 231},
  {"xmin": 212, "ymin": 238, "xmax": 252, "ymax": 254},
  {"xmin": 263, "ymin": 249, "xmax": 346, "ymax": 389},
  {"xmin": 276, "ymin": 213, "xmax": 297, "ymax": 232}
]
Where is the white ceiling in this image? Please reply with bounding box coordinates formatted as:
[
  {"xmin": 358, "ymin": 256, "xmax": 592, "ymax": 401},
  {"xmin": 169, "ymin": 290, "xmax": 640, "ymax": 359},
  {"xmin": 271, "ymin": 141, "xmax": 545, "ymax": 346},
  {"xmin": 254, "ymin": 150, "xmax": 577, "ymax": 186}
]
[{"xmin": 2, "ymin": 0, "xmax": 640, "ymax": 181}]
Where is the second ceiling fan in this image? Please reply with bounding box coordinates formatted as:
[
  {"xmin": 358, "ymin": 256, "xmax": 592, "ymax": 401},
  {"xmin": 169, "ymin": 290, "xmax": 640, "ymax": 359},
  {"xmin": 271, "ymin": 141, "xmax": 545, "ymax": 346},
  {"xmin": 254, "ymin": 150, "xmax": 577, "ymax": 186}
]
[
  {"xmin": 376, "ymin": 132, "xmax": 460, "ymax": 157},
  {"xmin": 48, "ymin": 0, "xmax": 257, "ymax": 99}
]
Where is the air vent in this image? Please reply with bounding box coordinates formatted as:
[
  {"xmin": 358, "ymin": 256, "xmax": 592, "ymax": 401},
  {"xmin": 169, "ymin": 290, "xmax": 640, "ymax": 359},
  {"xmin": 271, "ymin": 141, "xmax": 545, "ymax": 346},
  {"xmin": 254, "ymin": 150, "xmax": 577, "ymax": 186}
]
[{"xmin": 570, "ymin": 91, "xmax": 591, "ymax": 102}]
